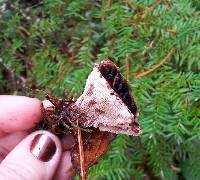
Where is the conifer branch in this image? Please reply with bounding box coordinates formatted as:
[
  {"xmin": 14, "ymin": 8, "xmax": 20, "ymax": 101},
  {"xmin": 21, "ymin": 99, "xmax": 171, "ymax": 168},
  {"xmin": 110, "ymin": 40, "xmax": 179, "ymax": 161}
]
[
  {"xmin": 135, "ymin": 48, "xmax": 176, "ymax": 79},
  {"xmin": 0, "ymin": 58, "xmax": 26, "ymax": 87}
]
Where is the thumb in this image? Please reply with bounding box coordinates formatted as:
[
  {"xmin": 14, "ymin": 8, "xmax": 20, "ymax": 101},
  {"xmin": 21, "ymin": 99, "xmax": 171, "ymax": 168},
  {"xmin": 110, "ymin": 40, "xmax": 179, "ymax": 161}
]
[{"xmin": 0, "ymin": 130, "xmax": 62, "ymax": 180}]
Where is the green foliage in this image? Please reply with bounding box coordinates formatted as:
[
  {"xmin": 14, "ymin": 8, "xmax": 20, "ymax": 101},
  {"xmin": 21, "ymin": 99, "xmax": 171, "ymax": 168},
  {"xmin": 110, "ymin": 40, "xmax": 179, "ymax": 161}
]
[{"xmin": 0, "ymin": 0, "xmax": 200, "ymax": 179}]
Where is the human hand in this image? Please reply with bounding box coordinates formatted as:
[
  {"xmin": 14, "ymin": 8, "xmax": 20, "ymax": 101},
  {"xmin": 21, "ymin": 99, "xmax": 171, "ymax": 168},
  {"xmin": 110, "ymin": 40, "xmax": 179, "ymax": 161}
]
[{"xmin": 0, "ymin": 95, "xmax": 74, "ymax": 180}]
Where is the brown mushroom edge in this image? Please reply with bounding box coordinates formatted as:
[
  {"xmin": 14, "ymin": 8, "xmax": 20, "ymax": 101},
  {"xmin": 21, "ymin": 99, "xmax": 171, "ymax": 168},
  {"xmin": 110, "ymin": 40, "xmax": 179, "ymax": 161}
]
[{"xmin": 97, "ymin": 60, "xmax": 139, "ymax": 126}]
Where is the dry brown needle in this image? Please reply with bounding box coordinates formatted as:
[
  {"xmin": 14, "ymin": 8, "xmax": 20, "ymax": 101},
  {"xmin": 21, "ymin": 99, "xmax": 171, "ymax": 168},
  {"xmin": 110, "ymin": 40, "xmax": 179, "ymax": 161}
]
[{"xmin": 77, "ymin": 121, "xmax": 86, "ymax": 180}]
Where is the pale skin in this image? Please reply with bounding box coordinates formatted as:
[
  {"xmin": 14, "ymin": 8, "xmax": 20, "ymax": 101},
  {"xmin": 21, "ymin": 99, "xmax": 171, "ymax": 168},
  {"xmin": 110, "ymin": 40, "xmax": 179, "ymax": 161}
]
[{"xmin": 0, "ymin": 95, "xmax": 74, "ymax": 180}]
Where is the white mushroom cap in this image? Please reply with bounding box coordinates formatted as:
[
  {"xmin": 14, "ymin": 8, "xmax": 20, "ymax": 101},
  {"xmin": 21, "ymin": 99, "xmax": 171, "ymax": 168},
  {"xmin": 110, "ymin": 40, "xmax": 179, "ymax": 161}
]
[{"xmin": 76, "ymin": 62, "xmax": 141, "ymax": 136}]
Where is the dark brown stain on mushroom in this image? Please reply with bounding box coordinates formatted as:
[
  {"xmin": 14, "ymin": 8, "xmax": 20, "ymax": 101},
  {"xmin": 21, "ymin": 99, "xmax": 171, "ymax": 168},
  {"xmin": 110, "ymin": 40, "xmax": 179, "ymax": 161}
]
[
  {"xmin": 88, "ymin": 100, "xmax": 97, "ymax": 107},
  {"xmin": 95, "ymin": 108, "xmax": 105, "ymax": 115},
  {"xmin": 87, "ymin": 84, "xmax": 94, "ymax": 96}
]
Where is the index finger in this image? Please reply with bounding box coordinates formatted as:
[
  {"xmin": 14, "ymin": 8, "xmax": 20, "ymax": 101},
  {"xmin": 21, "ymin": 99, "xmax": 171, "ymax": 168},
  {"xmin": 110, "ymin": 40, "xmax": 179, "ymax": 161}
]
[{"xmin": 0, "ymin": 95, "xmax": 42, "ymax": 136}]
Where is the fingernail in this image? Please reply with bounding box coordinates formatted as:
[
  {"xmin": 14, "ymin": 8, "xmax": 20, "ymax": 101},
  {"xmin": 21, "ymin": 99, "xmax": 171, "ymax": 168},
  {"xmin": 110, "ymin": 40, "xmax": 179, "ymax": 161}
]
[{"xmin": 30, "ymin": 134, "xmax": 56, "ymax": 162}]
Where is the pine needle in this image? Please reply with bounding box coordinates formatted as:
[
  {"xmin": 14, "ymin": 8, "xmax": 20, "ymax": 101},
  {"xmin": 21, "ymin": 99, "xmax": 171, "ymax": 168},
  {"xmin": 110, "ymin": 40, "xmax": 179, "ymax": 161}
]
[
  {"xmin": 167, "ymin": 29, "xmax": 177, "ymax": 33},
  {"xmin": 57, "ymin": 63, "xmax": 63, "ymax": 83},
  {"xmin": 125, "ymin": 54, "xmax": 130, "ymax": 79}
]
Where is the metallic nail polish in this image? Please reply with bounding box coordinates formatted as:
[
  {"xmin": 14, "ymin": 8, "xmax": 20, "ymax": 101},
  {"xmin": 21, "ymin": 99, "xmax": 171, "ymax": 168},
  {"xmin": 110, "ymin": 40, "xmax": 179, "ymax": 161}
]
[{"xmin": 30, "ymin": 134, "xmax": 56, "ymax": 162}]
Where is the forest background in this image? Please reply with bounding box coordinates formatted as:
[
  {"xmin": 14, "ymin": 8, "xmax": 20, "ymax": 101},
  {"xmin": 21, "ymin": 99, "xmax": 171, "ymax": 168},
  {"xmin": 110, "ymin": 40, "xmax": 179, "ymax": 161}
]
[{"xmin": 0, "ymin": 0, "xmax": 200, "ymax": 179}]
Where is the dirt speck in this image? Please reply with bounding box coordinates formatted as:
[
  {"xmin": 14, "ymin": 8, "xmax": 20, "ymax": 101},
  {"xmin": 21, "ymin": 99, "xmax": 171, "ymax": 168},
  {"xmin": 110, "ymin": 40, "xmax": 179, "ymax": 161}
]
[
  {"xmin": 88, "ymin": 100, "xmax": 97, "ymax": 107},
  {"xmin": 87, "ymin": 84, "xmax": 94, "ymax": 96}
]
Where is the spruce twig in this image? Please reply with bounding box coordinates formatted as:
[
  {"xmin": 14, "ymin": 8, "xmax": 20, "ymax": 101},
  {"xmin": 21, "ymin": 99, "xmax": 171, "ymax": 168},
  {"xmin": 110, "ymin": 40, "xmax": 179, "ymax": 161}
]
[{"xmin": 135, "ymin": 48, "xmax": 176, "ymax": 79}]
